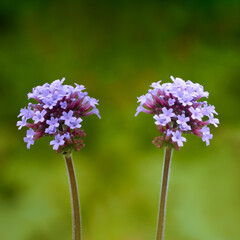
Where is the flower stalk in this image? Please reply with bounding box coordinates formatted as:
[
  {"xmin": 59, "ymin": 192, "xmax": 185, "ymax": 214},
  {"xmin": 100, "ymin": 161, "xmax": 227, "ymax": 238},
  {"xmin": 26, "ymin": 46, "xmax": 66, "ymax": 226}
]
[
  {"xmin": 64, "ymin": 152, "xmax": 81, "ymax": 240},
  {"xmin": 156, "ymin": 147, "xmax": 173, "ymax": 240}
]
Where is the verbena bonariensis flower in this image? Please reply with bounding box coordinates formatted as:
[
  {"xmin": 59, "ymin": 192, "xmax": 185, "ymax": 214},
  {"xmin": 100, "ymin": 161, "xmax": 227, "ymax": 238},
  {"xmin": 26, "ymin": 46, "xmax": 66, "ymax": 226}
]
[
  {"xmin": 135, "ymin": 76, "xmax": 219, "ymax": 240},
  {"xmin": 135, "ymin": 76, "xmax": 219, "ymax": 150},
  {"xmin": 17, "ymin": 78, "xmax": 101, "ymax": 153}
]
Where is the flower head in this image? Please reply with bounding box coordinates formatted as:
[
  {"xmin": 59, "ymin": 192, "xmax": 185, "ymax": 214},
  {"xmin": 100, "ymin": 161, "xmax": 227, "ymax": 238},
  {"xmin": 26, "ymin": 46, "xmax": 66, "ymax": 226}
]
[
  {"xmin": 17, "ymin": 78, "xmax": 100, "ymax": 153},
  {"xmin": 136, "ymin": 76, "xmax": 219, "ymax": 150}
]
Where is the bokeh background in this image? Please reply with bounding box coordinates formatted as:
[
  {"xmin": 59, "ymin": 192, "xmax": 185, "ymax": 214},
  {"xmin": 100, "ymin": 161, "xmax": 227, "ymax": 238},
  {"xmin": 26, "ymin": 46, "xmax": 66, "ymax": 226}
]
[{"xmin": 0, "ymin": 0, "xmax": 240, "ymax": 240}]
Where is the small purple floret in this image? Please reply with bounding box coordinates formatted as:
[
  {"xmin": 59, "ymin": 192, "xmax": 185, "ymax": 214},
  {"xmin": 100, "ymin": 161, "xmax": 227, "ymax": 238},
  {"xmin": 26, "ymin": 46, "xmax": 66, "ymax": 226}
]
[
  {"xmin": 50, "ymin": 134, "xmax": 65, "ymax": 150},
  {"xmin": 189, "ymin": 107, "xmax": 203, "ymax": 121},
  {"xmin": 176, "ymin": 114, "xmax": 190, "ymax": 128},
  {"xmin": 168, "ymin": 98, "xmax": 175, "ymax": 106},
  {"xmin": 23, "ymin": 129, "xmax": 35, "ymax": 149},
  {"xmin": 159, "ymin": 107, "xmax": 175, "ymax": 125},
  {"xmin": 171, "ymin": 131, "xmax": 186, "ymax": 147},
  {"xmin": 46, "ymin": 117, "xmax": 59, "ymax": 130},
  {"xmin": 32, "ymin": 110, "xmax": 47, "ymax": 124},
  {"xmin": 60, "ymin": 111, "xmax": 75, "ymax": 126},
  {"xmin": 202, "ymin": 133, "xmax": 213, "ymax": 146},
  {"xmin": 60, "ymin": 101, "xmax": 67, "ymax": 109},
  {"xmin": 68, "ymin": 118, "xmax": 83, "ymax": 129},
  {"xmin": 17, "ymin": 118, "xmax": 27, "ymax": 130}
]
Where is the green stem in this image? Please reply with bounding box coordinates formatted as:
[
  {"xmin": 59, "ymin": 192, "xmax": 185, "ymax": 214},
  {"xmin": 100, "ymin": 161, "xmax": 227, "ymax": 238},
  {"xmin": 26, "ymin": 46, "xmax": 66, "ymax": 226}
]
[
  {"xmin": 156, "ymin": 147, "xmax": 173, "ymax": 240},
  {"xmin": 64, "ymin": 152, "xmax": 82, "ymax": 240}
]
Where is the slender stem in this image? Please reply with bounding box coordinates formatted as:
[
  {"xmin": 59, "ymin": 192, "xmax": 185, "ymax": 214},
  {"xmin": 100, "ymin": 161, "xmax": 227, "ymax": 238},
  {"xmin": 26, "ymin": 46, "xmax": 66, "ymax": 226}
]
[
  {"xmin": 156, "ymin": 147, "xmax": 173, "ymax": 240},
  {"xmin": 64, "ymin": 152, "xmax": 82, "ymax": 240}
]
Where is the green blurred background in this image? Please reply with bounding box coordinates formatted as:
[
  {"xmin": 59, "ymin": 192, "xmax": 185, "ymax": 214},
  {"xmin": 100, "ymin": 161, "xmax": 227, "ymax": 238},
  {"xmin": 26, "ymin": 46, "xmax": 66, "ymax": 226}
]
[{"xmin": 0, "ymin": 0, "xmax": 240, "ymax": 239}]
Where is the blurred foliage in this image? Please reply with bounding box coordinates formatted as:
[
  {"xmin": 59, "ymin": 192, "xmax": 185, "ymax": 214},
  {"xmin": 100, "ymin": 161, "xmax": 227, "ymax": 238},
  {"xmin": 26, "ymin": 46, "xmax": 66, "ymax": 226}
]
[{"xmin": 0, "ymin": 0, "xmax": 240, "ymax": 240}]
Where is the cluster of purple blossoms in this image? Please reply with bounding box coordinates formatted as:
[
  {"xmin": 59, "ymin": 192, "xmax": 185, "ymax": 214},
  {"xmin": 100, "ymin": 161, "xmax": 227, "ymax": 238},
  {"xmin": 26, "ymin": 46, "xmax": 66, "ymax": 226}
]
[
  {"xmin": 135, "ymin": 76, "xmax": 219, "ymax": 150},
  {"xmin": 17, "ymin": 78, "xmax": 100, "ymax": 153}
]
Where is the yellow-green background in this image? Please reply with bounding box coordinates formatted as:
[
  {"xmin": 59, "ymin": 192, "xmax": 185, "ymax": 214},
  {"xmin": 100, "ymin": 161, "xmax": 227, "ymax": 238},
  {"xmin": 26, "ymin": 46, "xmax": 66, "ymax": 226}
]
[{"xmin": 0, "ymin": 0, "xmax": 239, "ymax": 239}]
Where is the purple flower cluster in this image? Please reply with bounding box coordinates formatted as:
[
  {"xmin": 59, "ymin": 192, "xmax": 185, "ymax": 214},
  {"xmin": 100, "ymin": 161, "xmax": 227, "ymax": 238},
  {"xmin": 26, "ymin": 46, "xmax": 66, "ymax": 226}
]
[
  {"xmin": 17, "ymin": 78, "xmax": 100, "ymax": 153},
  {"xmin": 135, "ymin": 76, "xmax": 219, "ymax": 150}
]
